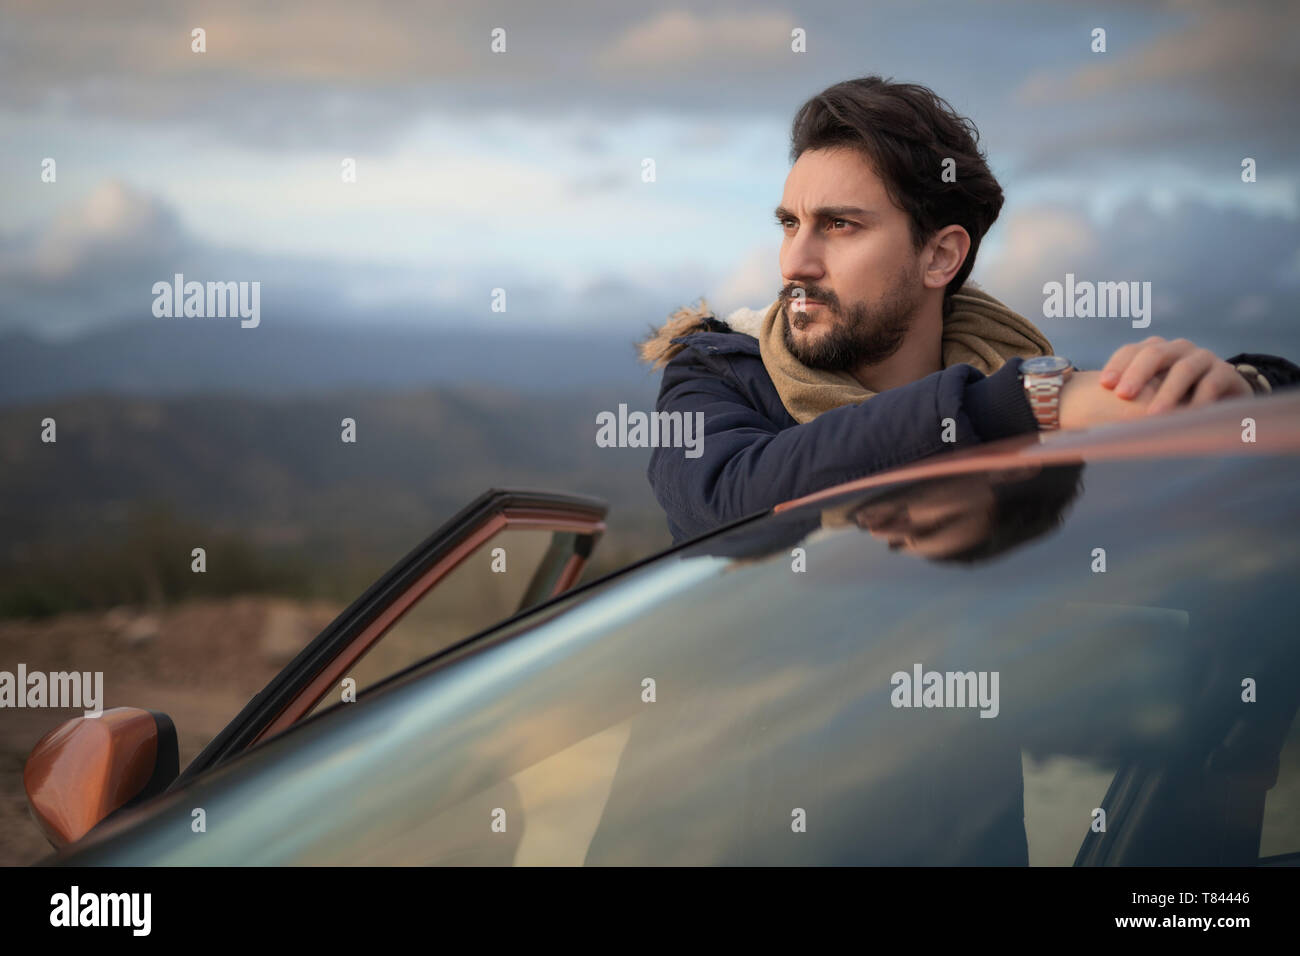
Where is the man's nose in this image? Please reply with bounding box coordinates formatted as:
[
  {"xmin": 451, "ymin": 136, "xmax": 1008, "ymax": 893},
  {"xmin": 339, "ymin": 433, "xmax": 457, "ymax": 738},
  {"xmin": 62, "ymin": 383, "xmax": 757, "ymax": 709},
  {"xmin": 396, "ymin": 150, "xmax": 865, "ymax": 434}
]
[{"xmin": 781, "ymin": 227, "xmax": 826, "ymax": 284}]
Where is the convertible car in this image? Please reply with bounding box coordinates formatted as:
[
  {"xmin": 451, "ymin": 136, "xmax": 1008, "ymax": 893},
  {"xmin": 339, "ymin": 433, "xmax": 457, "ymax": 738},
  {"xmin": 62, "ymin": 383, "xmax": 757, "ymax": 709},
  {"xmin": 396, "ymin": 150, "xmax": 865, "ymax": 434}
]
[{"xmin": 24, "ymin": 390, "xmax": 1300, "ymax": 865}]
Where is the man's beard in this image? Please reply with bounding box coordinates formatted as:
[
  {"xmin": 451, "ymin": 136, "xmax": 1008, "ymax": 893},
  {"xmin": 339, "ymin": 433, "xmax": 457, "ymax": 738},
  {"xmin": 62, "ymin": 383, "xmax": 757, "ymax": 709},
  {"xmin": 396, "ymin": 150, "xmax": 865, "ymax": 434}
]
[{"xmin": 782, "ymin": 272, "xmax": 920, "ymax": 371}]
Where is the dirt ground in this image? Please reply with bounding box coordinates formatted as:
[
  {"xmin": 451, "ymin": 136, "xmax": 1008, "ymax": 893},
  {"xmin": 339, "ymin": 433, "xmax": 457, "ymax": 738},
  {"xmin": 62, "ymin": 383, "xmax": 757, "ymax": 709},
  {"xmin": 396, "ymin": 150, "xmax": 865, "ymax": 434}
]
[{"xmin": 0, "ymin": 596, "xmax": 342, "ymax": 866}]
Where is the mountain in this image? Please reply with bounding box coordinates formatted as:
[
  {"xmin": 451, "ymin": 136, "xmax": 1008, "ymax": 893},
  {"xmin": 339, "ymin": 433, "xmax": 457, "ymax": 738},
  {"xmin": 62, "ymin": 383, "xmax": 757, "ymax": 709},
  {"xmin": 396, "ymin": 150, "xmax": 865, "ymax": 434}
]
[
  {"xmin": 0, "ymin": 384, "xmax": 672, "ymax": 616},
  {"xmin": 0, "ymin": 317, "xmax": 664, "ymax": 404}
]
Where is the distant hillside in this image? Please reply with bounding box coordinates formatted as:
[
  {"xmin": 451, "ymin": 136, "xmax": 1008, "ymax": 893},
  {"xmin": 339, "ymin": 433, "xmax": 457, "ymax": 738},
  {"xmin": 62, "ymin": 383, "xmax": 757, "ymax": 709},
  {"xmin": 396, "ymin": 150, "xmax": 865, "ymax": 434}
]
[
  {"xmin": 0, "ymin": 385, "xmax": 672, "ymax": 616},
  {"xmin": 0, "ymin": 318, "xmax": 662, "ymax": 404}
]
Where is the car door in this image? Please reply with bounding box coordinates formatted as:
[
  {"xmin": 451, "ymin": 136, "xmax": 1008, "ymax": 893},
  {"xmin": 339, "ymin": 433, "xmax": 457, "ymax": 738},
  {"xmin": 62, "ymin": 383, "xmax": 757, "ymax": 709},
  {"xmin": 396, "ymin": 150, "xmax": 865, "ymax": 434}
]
[{"xmin": 170, "ymin": 488, "xmax": 606, "ymax": 787}]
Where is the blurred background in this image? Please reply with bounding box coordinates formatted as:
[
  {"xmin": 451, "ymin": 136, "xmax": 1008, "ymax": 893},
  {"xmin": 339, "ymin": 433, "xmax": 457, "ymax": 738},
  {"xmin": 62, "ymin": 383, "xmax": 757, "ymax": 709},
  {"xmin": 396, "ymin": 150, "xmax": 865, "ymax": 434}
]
[{"xmin": 1, "ymin": 0, "xmax": 1297, "ymax": 863}]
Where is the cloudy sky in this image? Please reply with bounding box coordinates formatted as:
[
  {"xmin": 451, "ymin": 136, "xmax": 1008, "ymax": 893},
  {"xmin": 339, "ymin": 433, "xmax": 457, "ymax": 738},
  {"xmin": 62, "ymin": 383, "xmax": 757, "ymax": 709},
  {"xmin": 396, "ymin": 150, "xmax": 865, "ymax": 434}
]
[{"xmin": 1, "ymin": 0, "xmax": 1297, "ymax": 362}]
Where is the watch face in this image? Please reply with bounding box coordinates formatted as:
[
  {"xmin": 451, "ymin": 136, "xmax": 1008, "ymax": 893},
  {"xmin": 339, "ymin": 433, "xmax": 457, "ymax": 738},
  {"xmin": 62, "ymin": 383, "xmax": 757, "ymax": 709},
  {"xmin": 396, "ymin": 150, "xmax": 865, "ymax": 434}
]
[{"xmin": 1022, "ymin": 355, "xmax": 1071, "ymax": 375}]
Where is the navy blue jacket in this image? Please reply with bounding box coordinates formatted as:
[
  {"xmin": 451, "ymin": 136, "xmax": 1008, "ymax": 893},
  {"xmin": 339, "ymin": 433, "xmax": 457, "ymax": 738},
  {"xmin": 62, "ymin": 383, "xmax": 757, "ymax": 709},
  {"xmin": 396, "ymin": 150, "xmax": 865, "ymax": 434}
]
[
  {"xmin": 647, "ymin": 320, "xmax": 1300, "ymax": 544},
  {"xmin": 648, "ymin": 320, "xmax": 1040, "ymax": 543}
]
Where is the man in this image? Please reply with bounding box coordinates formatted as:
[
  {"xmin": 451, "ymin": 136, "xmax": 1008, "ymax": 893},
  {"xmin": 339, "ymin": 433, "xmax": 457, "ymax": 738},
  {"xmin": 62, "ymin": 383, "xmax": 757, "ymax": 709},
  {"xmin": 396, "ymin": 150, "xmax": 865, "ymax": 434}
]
[{"xmin": 639, "ymin": 76, "xmax": 1298, "ymax": 544}]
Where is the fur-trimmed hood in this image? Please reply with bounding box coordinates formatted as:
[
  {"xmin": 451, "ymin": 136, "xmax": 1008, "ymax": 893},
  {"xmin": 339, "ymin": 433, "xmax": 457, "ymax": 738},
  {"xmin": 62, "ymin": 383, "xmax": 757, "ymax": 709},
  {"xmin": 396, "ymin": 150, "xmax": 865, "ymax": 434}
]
[{"xmin": 638, "ymin": 299, "xmax": 774, "ymax": 370}]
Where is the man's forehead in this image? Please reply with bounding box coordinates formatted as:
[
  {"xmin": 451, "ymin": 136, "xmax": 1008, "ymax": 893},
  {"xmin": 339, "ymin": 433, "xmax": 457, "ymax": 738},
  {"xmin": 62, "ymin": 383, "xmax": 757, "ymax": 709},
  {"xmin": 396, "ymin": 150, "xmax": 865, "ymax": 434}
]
[{"xmin": 780, "ymin": 147, "xmax": 889, "ymax": 209}]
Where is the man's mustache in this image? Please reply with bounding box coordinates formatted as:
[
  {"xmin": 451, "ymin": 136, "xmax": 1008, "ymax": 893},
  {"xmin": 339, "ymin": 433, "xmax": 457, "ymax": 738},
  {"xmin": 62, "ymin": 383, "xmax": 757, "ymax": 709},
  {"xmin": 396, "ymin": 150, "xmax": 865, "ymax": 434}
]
[{"xmin": 781, "ymin": 288, "xmax": 837, "ymax": 310}]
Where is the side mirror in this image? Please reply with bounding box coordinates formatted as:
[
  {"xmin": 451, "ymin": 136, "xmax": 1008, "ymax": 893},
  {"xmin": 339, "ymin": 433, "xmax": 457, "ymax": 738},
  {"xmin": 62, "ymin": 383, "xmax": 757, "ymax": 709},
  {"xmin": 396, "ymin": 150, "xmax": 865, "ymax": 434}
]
[{"xmin": 23, "ymin": 707, "xmax": 179, "ymax": 848}]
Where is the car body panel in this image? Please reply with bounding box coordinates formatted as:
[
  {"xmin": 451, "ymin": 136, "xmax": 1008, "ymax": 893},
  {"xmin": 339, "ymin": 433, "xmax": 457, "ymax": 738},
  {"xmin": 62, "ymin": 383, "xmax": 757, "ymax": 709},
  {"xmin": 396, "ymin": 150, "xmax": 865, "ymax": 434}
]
[
  {"xmin": 778, "ymin": 391, "xmax": 1299, "ymax": 512},
  {"xmin": 48, "ymin": 394, "xmax": 1300, "ymax": 865}
]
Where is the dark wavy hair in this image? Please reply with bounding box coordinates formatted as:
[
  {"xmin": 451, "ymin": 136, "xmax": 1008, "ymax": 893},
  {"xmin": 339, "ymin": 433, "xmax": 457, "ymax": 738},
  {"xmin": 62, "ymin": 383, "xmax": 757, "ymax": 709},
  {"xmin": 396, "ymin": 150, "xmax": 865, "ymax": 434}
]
[
  {"xmin": 789, "ymin": 76, "xmax": 1004, "ymax": 315},
  {"xmin": 931, "ymin": 464, "xmax": 1086, "ymax": 564}
]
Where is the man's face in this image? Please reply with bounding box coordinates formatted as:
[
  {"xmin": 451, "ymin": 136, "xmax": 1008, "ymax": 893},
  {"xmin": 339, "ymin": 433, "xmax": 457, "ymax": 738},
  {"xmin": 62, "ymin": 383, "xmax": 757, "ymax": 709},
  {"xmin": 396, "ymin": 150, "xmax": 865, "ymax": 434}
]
[
  {"xmin": 775, "ymin": 146, "xmax": 926, "ymax": 371},
  {"xmin": 850, "ymin": 475, "xmax": 997, "ymax": 558}
]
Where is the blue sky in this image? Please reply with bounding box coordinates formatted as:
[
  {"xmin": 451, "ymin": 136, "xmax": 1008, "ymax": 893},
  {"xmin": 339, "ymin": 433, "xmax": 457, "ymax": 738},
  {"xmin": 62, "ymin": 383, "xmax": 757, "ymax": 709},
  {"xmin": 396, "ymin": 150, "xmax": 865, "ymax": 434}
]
[{"xmin": 1, "ymin": 0, "xmax": 1297, "ymax": 364}]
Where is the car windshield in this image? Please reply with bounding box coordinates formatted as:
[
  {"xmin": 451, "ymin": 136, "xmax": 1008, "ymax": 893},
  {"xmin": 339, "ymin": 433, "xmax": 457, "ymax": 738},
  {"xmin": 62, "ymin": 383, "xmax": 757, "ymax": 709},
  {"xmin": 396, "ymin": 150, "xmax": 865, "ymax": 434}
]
[{"xmin": 69, "ymin": 453, "xmax": 1300, "ymax": 866}]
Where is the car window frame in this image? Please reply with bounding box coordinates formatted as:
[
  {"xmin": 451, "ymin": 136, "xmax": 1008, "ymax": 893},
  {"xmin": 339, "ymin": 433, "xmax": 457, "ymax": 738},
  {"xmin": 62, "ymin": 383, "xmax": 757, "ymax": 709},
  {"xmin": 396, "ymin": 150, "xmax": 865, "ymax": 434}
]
[{"xmin": 170, "ymin": 488, "xmax": 606, "ymax": 788}]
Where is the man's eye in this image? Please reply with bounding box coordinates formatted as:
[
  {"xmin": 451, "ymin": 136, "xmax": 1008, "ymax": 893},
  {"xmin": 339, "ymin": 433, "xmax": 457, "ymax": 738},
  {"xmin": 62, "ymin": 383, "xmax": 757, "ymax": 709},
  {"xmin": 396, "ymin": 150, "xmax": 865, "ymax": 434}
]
[{"xmin": 829, "ymin": 218, "xmax": 851, "ymax": 230}]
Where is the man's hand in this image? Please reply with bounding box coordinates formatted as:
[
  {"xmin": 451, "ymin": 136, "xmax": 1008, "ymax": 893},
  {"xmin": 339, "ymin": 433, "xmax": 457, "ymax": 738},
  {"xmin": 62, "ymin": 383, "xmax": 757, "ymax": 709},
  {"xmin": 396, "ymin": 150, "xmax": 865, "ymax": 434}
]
[
  {"xmin": 1097, "ymin": 336, "xmax": 1253, "ymax": 415},
  {"xmin": 1059, "ymin": 370, "xmax": 1161, "ymax": 430}
]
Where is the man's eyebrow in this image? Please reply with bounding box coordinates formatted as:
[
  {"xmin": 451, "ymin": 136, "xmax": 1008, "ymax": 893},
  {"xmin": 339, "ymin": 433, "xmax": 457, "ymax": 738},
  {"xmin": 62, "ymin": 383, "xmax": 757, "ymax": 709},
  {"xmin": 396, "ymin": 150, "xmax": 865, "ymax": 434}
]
[{"xmin": 773, "ymin": 205, "xmax": 877, "ymax": 221}]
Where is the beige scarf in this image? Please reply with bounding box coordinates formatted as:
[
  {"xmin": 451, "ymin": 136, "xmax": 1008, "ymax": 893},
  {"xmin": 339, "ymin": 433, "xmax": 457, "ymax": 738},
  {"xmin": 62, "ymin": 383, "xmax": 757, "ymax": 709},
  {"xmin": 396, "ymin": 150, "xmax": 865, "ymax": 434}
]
[{"xmin": 757, "ymin": 285, "xmax": 1053, "ymax": 423}]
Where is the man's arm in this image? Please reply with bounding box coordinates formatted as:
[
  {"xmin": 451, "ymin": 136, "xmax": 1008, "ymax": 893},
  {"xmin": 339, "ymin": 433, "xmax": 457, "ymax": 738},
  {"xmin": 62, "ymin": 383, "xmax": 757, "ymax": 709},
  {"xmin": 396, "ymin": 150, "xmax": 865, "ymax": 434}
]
[{"xmin": 648, "ymin": 349, "xmax": 1037, "ymax": 541}]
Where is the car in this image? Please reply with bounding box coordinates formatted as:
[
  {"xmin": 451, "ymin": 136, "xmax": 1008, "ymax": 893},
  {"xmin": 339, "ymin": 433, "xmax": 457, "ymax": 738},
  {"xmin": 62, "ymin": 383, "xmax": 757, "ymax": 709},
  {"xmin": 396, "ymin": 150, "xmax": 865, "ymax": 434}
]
[{"xmin": 25, "ymin": 391, "xmax": 1300, "ymax": 865}]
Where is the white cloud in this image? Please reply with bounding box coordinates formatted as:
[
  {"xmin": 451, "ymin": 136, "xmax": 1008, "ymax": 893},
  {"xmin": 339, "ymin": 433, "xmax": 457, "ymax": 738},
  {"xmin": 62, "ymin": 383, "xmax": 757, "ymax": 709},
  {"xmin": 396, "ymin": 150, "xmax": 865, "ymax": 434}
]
[
  {"xmin": 973, "ymin": 197, "xmax": 1300, "ymax": 365},
  {"xmin": 20, "ymin": 181, "xmax": 185, "ymax": 281},
  {"xmin": 710, "ymin": 243, "xmax": 780, "ymax": 314},
  {"xmin": 595, "ymin": 9, "xmax": 794, "ymax": 71},
  {"xmin": 978, "ymin": 205, "xmax": 1099, "ymax": 297}
]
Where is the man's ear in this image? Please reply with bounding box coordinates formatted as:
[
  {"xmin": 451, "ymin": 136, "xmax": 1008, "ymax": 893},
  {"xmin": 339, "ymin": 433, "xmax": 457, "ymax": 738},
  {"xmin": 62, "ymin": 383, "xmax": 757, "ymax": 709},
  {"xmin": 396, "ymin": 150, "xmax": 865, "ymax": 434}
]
[{"xmin": 923, "ymin": 225, "xmax": 971, "ymax": 291}]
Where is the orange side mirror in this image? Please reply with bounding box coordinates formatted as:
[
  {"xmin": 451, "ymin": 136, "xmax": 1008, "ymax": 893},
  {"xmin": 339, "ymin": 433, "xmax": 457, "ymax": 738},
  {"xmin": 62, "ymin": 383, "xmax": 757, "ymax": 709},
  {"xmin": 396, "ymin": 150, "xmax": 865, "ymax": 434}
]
[{"xmin": 24, "ymin": 707, "xmax": 179, "ymax": 848}]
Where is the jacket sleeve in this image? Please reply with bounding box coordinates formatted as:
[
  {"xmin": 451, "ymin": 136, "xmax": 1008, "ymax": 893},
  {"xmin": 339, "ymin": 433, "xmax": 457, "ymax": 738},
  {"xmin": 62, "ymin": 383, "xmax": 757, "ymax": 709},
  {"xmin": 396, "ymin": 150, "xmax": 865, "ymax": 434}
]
[
  {"xmin": 1225, "ymin": 352, "xmax": 1300, "ymax": 391},
  {"xmin": 648, "ymin": 348, "xmax": 1038, "ymax": 541}
]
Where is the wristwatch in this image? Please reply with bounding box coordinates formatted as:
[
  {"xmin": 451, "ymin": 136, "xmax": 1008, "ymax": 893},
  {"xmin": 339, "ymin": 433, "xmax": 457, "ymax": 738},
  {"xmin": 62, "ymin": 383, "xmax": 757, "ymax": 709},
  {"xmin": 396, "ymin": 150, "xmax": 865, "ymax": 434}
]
[
  {"xmin": 1233, "ymin": 362, "xmax": 1272, "ymax": 396},
  {"xmin": 1020, "ymin": 356, "xmax": 1074, "ymax": 430}
]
